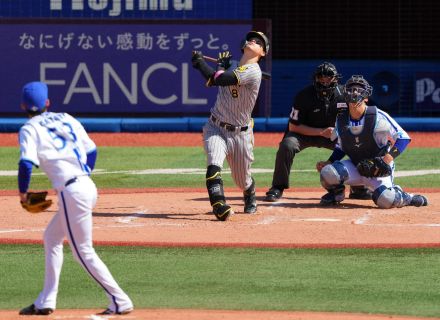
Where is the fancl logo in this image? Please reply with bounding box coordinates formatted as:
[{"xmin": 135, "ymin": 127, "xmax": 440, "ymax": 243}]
[
  {"xmin": 50, "ymin": 0, "xmax": 193, "ymax": 17},
  {"xmin": 416, "ymin": 77, "xmax": 440, "ymax": 104}
]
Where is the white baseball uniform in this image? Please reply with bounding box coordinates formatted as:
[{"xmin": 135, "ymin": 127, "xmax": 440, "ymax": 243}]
[
  {"xmin": 19, "ymin": 112, "xmax": 133, "ymax": 313},
  {"xmin": 333, "ymin": 106, "xmax": 410, "ymax": 190},
  {"xmin": 203, "ymin": 63, "xmax": 261, "ymax": 190}
]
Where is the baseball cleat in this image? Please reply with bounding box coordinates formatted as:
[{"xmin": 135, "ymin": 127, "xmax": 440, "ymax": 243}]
[
  {"xmin": 213, "ymin": 203, "xmax": 233, "ymax": 221},
  {"xmin": 320, "ymin": 191, "xmax": 345, "ymax": 206},
  {"xmin": 97, "ymin": 307, "xmax": 133, "ymax": 315},
  {"xmin": 243, "ymin": 192, "xmax": 257, "ymax": 214},
  {"xmin": 19, "ymin": 304, "xmax": 54, "ymax": 316},
  {"xmin": 410, "ymin": 194, "xmax": 428, "ymax": 207},
  {"xmin": 348, "ymin": 186, "xmax": 372, "ymax": 200},
  {"xmin": 264, "ymin": 188, "xmax": 283, "ymax": 202}
]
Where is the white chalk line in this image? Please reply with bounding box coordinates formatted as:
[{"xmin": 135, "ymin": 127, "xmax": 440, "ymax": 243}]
[{"xmin": 1, "ymin": 168, "xmax": 439, "ymax": 177}]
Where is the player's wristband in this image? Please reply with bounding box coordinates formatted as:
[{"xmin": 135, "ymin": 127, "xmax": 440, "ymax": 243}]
[{"xmin": 388, "ymin": 146, "xmax": 401, "ymax": 159}]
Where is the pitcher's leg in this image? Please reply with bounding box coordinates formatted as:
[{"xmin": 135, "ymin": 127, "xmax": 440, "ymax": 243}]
[
  {"xmin": 34, "ymin": 213, "xmax": 65, "ymax": 310},
  {"xmin": 59, "ymin": 184, "xmax": 133, "ymax": 313}
]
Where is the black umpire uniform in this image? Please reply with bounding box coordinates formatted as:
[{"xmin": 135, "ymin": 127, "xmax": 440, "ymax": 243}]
[{"xmin": 264, "ymin": 62, "xmax": 371, "ymax": 201}]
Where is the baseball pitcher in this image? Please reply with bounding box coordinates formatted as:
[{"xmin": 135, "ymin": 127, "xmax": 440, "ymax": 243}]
[{"xmin": 18, "ymin": 82, "xmax": 133, "ymax": 316}]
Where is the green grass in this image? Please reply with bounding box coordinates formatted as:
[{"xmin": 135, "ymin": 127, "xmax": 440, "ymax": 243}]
[
  {"xmin": 0, "ymin": 146, "xmax": 439, "ymax": 189},
  {"xmin": 1, "ymin": 245, "xmax": 440, "ymax": 317}
]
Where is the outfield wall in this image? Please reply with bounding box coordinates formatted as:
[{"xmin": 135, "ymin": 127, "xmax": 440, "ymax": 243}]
[{"xmin": 1, "ymin": 117, "xmax": 439, "ymax": 133}]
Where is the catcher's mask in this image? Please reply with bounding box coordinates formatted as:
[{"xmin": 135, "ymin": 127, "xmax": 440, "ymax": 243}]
[
  {"xmin": 313, "ymin": 62, "xmax": 341, "ymax": 101},
  {"xmin": 344, "ymin": 75, "xmax": 373, "ymax": 106},
  {"xmin": 241, "ymin": 31, "xmax": 270, "ymax": 57}
]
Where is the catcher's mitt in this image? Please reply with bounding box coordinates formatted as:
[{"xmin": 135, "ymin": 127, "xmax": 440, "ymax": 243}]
[
  {"xmin": 21, "ymin": 191, "xmax": 53, "ymax": 214},
  {"xmin": 356, "ymin": 157, "xmax": 392, "ymax": 178}
]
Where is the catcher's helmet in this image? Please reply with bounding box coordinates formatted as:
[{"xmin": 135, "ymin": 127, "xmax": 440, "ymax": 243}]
[
  {"xmin": 313, "ymin": 62, "xmax": 341, "ymax": 101},
  {"xmin": 241, "ymin": 31, "xmax": 270, "ymax": 55},
  {"xmin": 344, "ymin": 75, "xmax": 373, "ymax": 105}
]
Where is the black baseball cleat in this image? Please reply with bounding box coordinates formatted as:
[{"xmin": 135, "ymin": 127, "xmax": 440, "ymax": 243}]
[
  {"xmin": 97, "ymin": 307, "xmax": 133, "ymax": 315},
  {"xmin": 213, "ymin": 203, "xmax": 233, "ymax": 221},
  {"xmin": 19, "ymin": 304, "xmax": 54, "ymax": 316},
  {"xmin": 243, "ymin": 191, "xmax": 257, "ymax": 214},
  {"xmin": 320, "ymin": 186, "xmax": 346, "ymax": 206},
  {"xmin": 348, "ymin": 186, "xmax": 372, "ymax": 200},
  {"xmin": 264, "ymin": 188, "xmax": 283, "ymax": 202},
  {"xmin": 409, "ymin": 195, "xmax": 428, "ymax": 207}
]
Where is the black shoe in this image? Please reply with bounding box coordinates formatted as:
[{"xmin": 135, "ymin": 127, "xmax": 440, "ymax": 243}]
[
  {"xmin": 243, "ymin": 178, "xmax": 257, "ymax": 214},
  {"xmin": 410, "ymin": 195, "xmax": 428, "ymax": 207},
  {"xmin": 264, "ymin": 188, "xmax": 283, "ymax": 202},
  {"xmin": 243, "ymin": 192, "xmax": 257, "ymax": 214},
  {"xmin": 97, "ymin": 307, "xmax": 133, "ymax": 315},
  {"xmin": 348, "ymin": 186, "xmax": 372, "ymax": 200},
  {"xmin": 19, "ymin": 304, "xmax": 54, "ymax": 316},
  {"xmin": 213, "ymin": 203, "xmax": 233, "ymax": 221},
  {"xmin": 320, "ymin": 186, "xmax": 345, "ymax": 206}
]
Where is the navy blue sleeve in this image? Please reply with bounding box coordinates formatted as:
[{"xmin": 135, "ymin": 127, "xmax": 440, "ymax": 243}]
[
  {"xmin": 328, "ymin": 147, "xmax": 346, "ymax": 163},
  {"xmin": 18, "ymin": 159, "xmax": 33, "ymax": 193},
  {"xmin": 86, "ymin": 149, "xmax": 97, "ymax": 171}
]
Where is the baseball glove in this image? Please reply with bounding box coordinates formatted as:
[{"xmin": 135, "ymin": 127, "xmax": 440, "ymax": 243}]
[
  {"xmin": 21, "ymin": 191, "xmax": 53, "ymax": 214},
  {"xmin": 356, "ymin": 157, "xmax": 392, "ymax": 178}
]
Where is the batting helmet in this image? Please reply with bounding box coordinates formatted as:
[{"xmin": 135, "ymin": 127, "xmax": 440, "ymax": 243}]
[
  {"xmin": 344, "ymin": 75, "xmax": 373, "ymax": 104},
  {"xmin": 241, "ymin": 31, "xmax": 270, "ymax": 55},
  {"xmin": 313, "ymin": 62, "xmax": 342, "ymax": 101}
]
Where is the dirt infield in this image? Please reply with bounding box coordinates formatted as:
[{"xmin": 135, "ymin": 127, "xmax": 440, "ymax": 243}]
[{"xmin": 1, "ymin": 132, "xmax": 439, "ymax": 320}]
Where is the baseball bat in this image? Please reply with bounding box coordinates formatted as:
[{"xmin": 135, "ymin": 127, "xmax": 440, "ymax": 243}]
[{"xmin": 202, "ymin": 55, "xmax": 272, "ymax": 81}]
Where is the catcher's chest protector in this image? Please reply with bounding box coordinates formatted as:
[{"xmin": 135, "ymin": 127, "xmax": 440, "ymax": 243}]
[{"xmin": 337, "ymin": 106, "xmax": 382, "ymax": 165}]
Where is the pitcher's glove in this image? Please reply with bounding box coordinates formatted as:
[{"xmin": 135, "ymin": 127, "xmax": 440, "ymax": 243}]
[
  {"xmin": 21, "ymin": 191, "xmax": 53, "ymax": 214},
  {"xmin": 356, "ymin": 157, "xmax": 392, "ymax": 178}
]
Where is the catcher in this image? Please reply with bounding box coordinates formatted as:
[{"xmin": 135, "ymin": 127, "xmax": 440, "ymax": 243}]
[{"xmin": 316, "ymin": 75, "xmax": 428, "ymax": 208}]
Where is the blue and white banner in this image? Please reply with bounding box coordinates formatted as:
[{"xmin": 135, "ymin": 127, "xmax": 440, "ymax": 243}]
[
  {"xmin": 0, "ymin": 0, "xmax": 252, "ymax": 19},
  {"xmin": 0, "ymin": 22, "xmax": 252, "ymax": 114},
  {"xmin": 415, "ymin": 73, "xmax": 440, "ymax": 112}
]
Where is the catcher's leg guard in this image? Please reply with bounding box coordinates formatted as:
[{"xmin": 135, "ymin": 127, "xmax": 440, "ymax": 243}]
[
  {"xmin": 320, "ymin": 162, "xmax": 348, "ymax": 206},
  {"xmin": 206, "ymin": 165, "xmax": 233, "ymax": 221},
  {"xmin": 243, "ymin": 177, "xmax": 257, "ymax": 214},
  {"xmin": 373, "ymin": 185, "xmax": 428, "ymax": 209}
]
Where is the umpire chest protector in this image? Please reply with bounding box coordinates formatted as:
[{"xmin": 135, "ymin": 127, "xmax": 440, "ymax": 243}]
[{"xmin": 337, "ymin": 106, "xmax": 382, "ymax": 165}]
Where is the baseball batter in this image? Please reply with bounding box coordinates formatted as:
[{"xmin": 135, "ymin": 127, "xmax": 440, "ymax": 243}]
[
  {"xmin": 191, "ymin": 31, "xmax": 270, "ymax": 221},
  {"xmin": 17, "ymin": 82, "xmax": 133, "ymax": 316},
  {"xmin": 316, "ymin": 75, "xmax": 428, "ymax": 208}
]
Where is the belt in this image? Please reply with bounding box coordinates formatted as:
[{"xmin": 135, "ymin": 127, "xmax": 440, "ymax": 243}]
[
  {"xmin": 210, "ymin": 115, "xmax": 248, "ymax": 132},
  {"xmin": 65, "ymin": 177, "xmax": 78, "ymax": 187}
]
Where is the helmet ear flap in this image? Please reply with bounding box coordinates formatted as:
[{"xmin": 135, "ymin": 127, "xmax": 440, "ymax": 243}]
[{"xmin": 240, "ymin": 39, "xmax": 247, "ymax": 52}]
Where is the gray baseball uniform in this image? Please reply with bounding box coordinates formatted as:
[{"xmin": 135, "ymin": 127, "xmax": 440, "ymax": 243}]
[{"xmin": 203, "ymin": 63, "xmax": 262, "ymax": 190}]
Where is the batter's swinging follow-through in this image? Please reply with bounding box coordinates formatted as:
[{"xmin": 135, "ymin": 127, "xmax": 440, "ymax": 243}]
[{"xmin": 191, "ymin": 31, "xmax": 270, "ymax": 221}]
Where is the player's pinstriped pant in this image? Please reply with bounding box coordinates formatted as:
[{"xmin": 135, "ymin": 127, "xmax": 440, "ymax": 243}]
[
  {"xmin": 203, "ymin": 120, "xmax": 254, "ymax": 191},
  {"xmin": 34, "ymin": 176, "xmax": 132, "ymax": 312}
]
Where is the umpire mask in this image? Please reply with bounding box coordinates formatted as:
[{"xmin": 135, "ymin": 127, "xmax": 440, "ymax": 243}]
[{"xmin": 313, "ymin": 62, "xmax": 341, "ymax": 101}]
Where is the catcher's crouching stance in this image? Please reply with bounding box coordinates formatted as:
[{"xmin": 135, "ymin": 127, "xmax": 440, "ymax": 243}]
[{"xmin": 316, "ymin": 75, "xmax": 428, "ymax": 208}]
